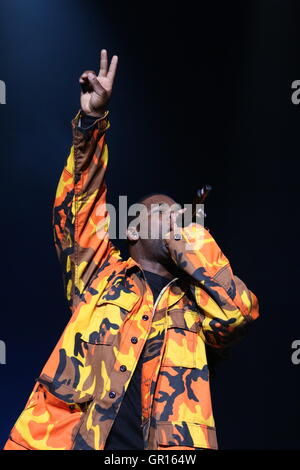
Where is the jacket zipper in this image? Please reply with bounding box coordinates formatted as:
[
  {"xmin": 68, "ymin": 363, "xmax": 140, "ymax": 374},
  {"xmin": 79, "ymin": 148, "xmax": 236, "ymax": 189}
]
[{"xmin": 151, "ymin": 277, "xmax": 178, "ymax": 318}]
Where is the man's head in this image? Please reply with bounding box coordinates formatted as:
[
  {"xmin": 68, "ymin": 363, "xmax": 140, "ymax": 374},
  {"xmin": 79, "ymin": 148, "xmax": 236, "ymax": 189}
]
[{"xmin": 126, "ymin": 193, "xmax": 182, "ymax": 266}]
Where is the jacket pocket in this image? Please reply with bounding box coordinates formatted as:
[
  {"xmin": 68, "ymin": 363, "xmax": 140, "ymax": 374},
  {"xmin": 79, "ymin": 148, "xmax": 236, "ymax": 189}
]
[
  {"xmin": 161, "ymin": 309, "xmax": 201, "ymax": 368},
  {"xmin": 81, "ymin": 292, "xmax": 140, "ymax": 345},
  {"xmin": 155, "ymin": 421, "xmax": 218, "ymax": 450},
  {"xmin": 8, "ymin": 380, "xmax": 92, "ymax": 450}
]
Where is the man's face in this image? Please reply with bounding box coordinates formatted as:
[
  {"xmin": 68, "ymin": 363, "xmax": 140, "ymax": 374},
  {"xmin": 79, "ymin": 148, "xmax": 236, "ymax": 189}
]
[
  {"xmin": 128, "ymin": 194, "xmax": 182, "ymax": 262},
  {"xmin": 144, "ymin": 195, "xmax": 180, "ymax": 239}
]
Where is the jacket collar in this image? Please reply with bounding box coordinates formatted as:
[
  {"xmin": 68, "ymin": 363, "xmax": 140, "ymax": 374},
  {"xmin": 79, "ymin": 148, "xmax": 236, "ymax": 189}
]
[{"xmin": 124, "ymin": 256, "xmax": 187, "ymax": 309}]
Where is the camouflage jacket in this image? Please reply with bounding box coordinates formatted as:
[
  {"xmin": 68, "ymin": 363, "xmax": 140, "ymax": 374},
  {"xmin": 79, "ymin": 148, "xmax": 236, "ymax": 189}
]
[{"xmin": 4, "ymin": 111, "xmax": 259, "ymax": 451}]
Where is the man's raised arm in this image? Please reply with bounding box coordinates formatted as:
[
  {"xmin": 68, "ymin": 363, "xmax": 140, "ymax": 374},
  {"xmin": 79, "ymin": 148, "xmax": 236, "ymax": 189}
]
[
  {"xmin": 165, "ymin": 222, "xmax": 260, "ymax": 348},
  {"xmin": 52, "ymin": 50, "xmax": 121, "ymax": 312}
]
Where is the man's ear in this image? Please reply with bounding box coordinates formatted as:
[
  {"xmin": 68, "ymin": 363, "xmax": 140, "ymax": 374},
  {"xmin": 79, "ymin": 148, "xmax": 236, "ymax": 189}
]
[{"xmin": 127, "ymin": 226, "xmax": 140, "ymax": 242}]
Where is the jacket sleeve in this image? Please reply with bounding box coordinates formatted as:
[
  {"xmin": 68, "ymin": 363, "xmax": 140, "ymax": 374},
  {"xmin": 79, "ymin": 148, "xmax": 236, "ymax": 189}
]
[
  {"xmin": 52, "ymin": 110, "xmax": 122, "ymax": 312},
  {"xmin": 166, "ymin": 223, "xmax": 259, "ymax": 348}
]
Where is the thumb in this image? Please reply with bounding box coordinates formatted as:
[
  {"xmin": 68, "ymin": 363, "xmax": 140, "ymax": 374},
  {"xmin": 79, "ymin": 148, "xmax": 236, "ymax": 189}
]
[{"xmin": 87, "ymin": 73, "xmax": 105, "ymax": 95}]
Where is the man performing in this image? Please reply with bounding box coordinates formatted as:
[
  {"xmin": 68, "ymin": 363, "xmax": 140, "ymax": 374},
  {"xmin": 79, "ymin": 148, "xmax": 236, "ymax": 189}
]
[{"xmin": 4, "ymin": 49, "xmax": 259, "ymax": 451}]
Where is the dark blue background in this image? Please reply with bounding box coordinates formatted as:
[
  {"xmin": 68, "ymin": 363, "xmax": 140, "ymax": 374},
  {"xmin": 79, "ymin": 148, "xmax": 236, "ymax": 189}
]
[{"xmin": 0, "ymin": 0, "xmax": 299, "ymax": 449}]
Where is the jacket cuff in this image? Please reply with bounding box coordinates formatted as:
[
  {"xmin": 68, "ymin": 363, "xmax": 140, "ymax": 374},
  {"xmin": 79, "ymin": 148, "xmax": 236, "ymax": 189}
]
[
  {"xmin": 165, "ymin": 223, "xmax": 230, "ymax": 280},
  {"xmin": 72, "ymin": 109, "xmax": 110, "ymax": 135}
]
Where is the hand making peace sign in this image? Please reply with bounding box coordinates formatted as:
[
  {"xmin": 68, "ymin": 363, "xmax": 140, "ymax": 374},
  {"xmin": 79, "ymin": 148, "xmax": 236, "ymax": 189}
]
[{"xmin": 79, "ymin": 49, "xmax": 118, "ymax": 117}]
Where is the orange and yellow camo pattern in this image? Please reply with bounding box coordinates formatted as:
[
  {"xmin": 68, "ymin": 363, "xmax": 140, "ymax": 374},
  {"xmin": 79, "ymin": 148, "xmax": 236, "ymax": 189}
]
[{"xmin": 4, "ymin": 111, "xmax": 259, "ymax": 451}]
